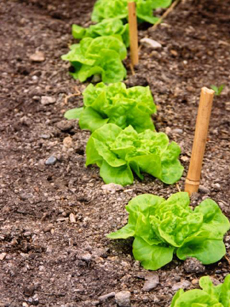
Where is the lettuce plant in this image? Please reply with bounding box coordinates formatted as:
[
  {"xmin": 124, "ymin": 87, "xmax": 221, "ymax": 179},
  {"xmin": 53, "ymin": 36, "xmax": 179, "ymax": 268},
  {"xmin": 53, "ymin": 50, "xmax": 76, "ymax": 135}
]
[
  {"xmin": 86, "ymin": 124, "xmax": 183, "ymax": 186},
  {"xmin": 61, "ymin": 36, "xmax": 127, "ymax": 83},
  {"xmin": 171, "ymin": 275, "xmax": 230, "ymax": 307},
  {"xmin": 108, "ymin": 192, "xmax": 230, "ymax": 270},
  {"xmin": 72, "ymin": 19, "xmax": 130, "ymax": 47},
  {"xmin": 64, "ymin": 82, "xmax": 156, "ymax": 133},
  {"xmin": 92, "ymin": 0, "xmax": 172, "ymax": 24}
]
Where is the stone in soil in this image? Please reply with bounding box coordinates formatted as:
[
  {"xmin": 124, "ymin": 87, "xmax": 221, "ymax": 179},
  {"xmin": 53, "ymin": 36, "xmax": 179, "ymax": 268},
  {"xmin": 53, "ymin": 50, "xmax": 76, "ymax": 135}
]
[
  {"xmin": 142, "ymin": 272, "xmax": 159, "ymax": 291},
  {"xmin": 56, "ymin": 120, "xmax": 74, "ymax": 132},
  {"xmin": 184, "ymin": 257, "xmax": 205, "ymax": 273},
  {"xmin": 172, "ymin": 280, "xmax": 191, "ymax": 292},
  {"xmin": 140, "ymin": 38, "xmax": 162, "ymax": 49},
  {"xmin": 41, "ymin": 96, "xmax": 56, "ymax": 105},
  {"xmin": 45, "ymin": 156, "xmax": 57, "ymax": 165},
  {"xmin": 115, "ymin": 291, "xmax": 131, "ymax": 307},
  {"xmin": 29, "ymin": 51, "xmax": 45, "ymax": 62}
]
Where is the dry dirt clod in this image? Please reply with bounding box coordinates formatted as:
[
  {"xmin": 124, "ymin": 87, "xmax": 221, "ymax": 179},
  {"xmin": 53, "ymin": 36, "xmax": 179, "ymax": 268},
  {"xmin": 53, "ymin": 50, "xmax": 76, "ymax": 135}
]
[
  {"xmin": 184, "ymin": 257, "xmax": 205, "ymax": 273},
  {"xmin": 29, "ymin": 51, "xmax": 45, "ymax": 62}
]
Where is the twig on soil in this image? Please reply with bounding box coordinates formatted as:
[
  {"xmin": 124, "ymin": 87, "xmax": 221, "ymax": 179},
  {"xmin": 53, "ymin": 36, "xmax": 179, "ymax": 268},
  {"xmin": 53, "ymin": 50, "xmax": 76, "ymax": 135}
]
[
  {"xmin": 64, "ymin": 88, "xmax": 81, "ymax": 104},
  {"xmin": 225, "ymin": 255, "xmax": 230, "ymax": 265},
  {"xmin": 129, "ymin": 63, "xmax": 135, "ymax": 75},
  {"xmin": 176, "ymin": 183, "xmax": 181, "ymax": 192},
  {"xmin": 151, "ymin": 0, "xmax": 181, "ymax": 31}
]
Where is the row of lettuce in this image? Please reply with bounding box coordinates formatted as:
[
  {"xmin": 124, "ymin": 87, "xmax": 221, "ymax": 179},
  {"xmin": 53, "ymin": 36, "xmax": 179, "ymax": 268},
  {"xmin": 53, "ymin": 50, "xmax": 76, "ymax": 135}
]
[
  {"xmin": 62, "ymin": 0, "xmax": 172, "ymax": 83},
  {"xmin": 61, "ymin": 0, "xmax": 230, "ymax": 304}
]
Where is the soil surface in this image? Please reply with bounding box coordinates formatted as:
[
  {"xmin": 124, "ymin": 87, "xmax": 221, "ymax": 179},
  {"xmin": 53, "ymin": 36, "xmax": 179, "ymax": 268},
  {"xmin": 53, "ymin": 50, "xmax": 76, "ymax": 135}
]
[{"xmin": 0, "ymin": 0, "xmax": 230, "ymax": 306}]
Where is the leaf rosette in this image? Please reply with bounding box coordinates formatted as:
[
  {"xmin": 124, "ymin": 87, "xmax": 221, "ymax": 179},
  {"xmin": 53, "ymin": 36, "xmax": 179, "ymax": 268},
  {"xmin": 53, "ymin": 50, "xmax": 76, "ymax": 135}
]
[
  {"xmin": 92, "ymin": 0, "xmax": 172, "ymax": 24},
  {"xmin": 61, "ymin": 36, "xmax": 127, "ymax": 83},
  {"xmin": 72, "ymin": 18, "xmax": 130, "ymax": 47},
  {"xmin": 64, "ymin": 82, "xmax": 157, "ymax": 133},
  {"xmin": 171, "ymin": 274, "xmax": 230, "ymax": 307},
  {"xmin": 86, "ymin": 123, "xmax": 184, "ymax": 186},
  {"xmin": 108, "ymin": 192, "xmax": 230, "ymax": 270}
]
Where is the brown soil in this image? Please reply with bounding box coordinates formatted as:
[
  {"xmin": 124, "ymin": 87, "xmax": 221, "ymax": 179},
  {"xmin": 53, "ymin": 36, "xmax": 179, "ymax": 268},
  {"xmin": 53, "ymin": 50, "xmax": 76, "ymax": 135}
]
[{"xmin": 0, "ymin": 0, "xmax": 230, "ymax": 306}]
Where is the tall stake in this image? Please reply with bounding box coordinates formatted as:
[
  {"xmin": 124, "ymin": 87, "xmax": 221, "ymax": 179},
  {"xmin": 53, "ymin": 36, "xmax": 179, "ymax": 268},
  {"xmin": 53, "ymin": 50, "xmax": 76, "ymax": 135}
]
[
  {"xmin": 185, "ymin": 87, "xmax": 215, "ymax": 195},
  {"xmin": 128, "ymin": 2, "xmax": 139, "ymax": 66}
]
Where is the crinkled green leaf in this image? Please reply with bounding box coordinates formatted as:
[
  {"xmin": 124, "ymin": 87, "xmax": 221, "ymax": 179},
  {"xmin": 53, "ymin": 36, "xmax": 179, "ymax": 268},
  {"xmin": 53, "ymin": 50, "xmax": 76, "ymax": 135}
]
[
  {"xmin": 79, "ymin": 107, "xmax": 109, "ymax": 132},
  {"xmin": 86, "ymin": 123, "xmax": 183, "ymax": 185},
  {"xmin": 107, "ymin": 224, "xmax": 135, "ymax": 239},
  {"xmin": 133, "ymin": 237, "xmax": 174, "ymax": 270},
  {"xmin": 219, "ymin": 275, "xmax": 230, "ymax": 307},
  {"xmin": 108, "ymin": 192, "xmax": 230, "ymax": 270},
  {"xmin": 62, "ymin": 36, "xmax": 127, "ymax": 83},
  {"xmin": 100, "ymin": 160, "xmax": 133, "ymax": 186},
  {"xmin": 177, "ymin": 238, "xmax": 226, "ymax": 265},
  {"xmin": 64, "ymin": 107, "xmax": 83, "ymax": 119},
  {"xmin": 91, "ymin": 0, "xmax": 172, "ymax": 24},
  {"xmin": 171, "ymin": 275, "xmax": 230, "ymax": 307},
  {"xmin": 68, "ymin": 82, "xmax": 156, "ymax": 133},
  {"xmin": 72, "ymin": 19, "xmax": 130, "ymax": 47}
]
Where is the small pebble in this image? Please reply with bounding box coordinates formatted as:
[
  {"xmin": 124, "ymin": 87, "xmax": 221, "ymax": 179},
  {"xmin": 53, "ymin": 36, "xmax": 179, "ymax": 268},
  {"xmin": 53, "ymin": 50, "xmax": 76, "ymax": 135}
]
[
  {"xmin": 172, "ymin": 280, "xmax": 190, "ymax": 291},
  {"xmin": 57, "ymin": 120, "xmax": 74, "ymax": 132},
  {"xmin": 41, "ymin": 134, "xmax": 50, "ymax": 139},
  {"xmin": 69, "ymin": 213, "xmax": 76, "ymax": 223},
  {"xmin": 140, "ymin": 38, "xmax": 162, "ymax": 49},
  {"xmin": 173, "ymin": 128, "xmax": 183, "ymax": 134},
  {"xmin": 29, "ymin": 51, "xmax": 45, "ymax": 62},
  {"xmin": 142, "ymin": 272, "xmax": 159, "ymax": 291},
  {"xmin": 199, "ymin": 185, "xmax": 210, "ymax": 194},
  {"xmin": 80, "ymin": 253, "xmax": 92, "ymax": 262},
  {"xmin": 101, "ymin": 183, "xmax": 124, "ymax": 193},
  {"xmin": 41, "ymin": 96, "xmax": 56, "ymax": 105},
  {"xmin": 0, "ymin": 253, "xmax": 6, "ymax": 260},
  {"xmin": 115, "ymin": 291, "xmax": 131, "ymax": 307},
  {"xmin": 45, "ymin": 156, "xmax": 57, "ymax": 165},
  {"xmin": 63, "ymin": 136, "xmax": 73, "ymax": 148}
]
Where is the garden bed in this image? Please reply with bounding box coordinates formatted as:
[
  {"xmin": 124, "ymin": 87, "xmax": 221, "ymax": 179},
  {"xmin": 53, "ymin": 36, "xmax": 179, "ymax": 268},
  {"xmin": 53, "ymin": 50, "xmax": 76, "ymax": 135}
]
[{"xmin": 0, "ymin": 0, "xmax": 230, "ymax": 306}]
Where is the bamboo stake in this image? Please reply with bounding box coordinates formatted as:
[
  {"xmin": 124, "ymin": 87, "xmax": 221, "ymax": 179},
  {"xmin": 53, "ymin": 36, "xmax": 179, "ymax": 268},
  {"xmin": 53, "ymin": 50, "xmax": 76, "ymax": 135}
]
[
  {"xmin": 128, "ymin": 2, "xmax": 139, "ymax": 66},
  {"xmin": 185, "ymin": 87, "xmax": 215, "ymax": 195}
]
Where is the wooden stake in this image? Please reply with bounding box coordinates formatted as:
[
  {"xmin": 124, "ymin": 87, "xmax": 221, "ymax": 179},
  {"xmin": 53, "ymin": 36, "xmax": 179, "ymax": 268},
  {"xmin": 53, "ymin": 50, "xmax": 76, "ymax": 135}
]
[
  {"xmin": 185, "ymin": 87, "xmax": 215, "ymax": 195},
  {"xmin": 128, "ymin": 2, "xmax": 139, "ymax": 66}
]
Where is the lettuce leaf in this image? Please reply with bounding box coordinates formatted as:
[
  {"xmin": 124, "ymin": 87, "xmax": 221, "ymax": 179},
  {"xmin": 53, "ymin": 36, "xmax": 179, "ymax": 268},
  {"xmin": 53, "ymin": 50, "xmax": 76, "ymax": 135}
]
[
  {"xmin": 92, "ymin": 0, "xmax": 172, "ymax": 24},
  {"xmin": 72, "ymin": 19, "xmax": 130, "ymax": 47},
  {"xmin": 171, "ymin": 275, "xmax": 230, "ymax": 307},
  {"xmin": 65, "ymin": 82, "xmax": 157, "ymax": 133},
  {"xmin": 86, "ymin": 124, "xmax": 183, "ymax": 185},
  {"xmin": 107, "ymin": 192, "xmax": 230, "ymax": 270},
  {"xmin": 61, "ymin": 36, "xmax": 127, "ymax": 83}
]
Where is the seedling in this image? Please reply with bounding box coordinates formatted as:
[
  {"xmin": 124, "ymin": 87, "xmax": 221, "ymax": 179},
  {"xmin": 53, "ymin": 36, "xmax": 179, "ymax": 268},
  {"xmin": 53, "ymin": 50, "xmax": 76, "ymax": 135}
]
[{"xmin": 211, "ymin": 84, "xmax": 225, "ymax": 96}]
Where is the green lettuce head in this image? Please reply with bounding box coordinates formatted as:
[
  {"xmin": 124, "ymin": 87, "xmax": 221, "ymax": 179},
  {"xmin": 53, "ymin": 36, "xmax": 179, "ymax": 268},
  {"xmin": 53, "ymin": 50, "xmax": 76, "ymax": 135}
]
[
  {"xmin": 92, "ymin": 0, "xmax": 172, "ymax": 24},
  {"xmin": 171, "ymin": 274, "xmax": 230, "ymax": 307},
  {"xmin": 61, "ymin": 36, "xmax": 127, "ymax": 83},
  {"xmin": 64, "ymin": 82, "xmax": 156, "ymax": 133},
  {"xmin": 72, "ymin": 19, "xmax": 130, "ymax": 47},
  {"xmin": 86, "ymin": 124, "xmax": 184, "ymax": 186},
  {"xmin": 108, "ymin": 192, "xmax": 230, "ymax": 270}
]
